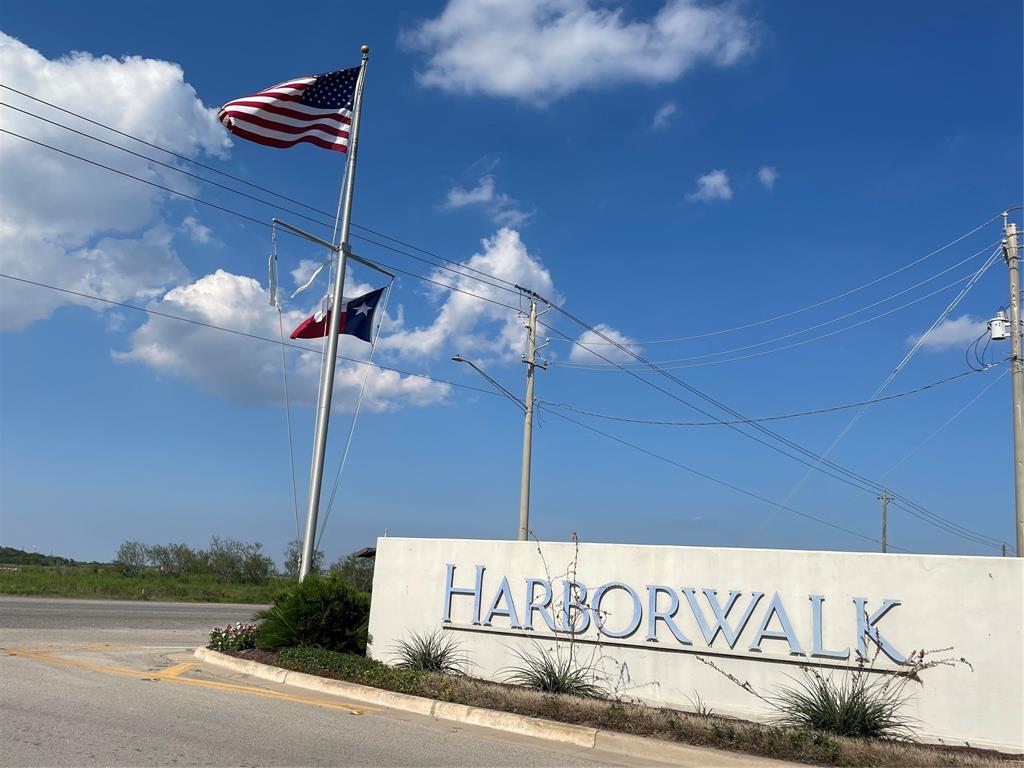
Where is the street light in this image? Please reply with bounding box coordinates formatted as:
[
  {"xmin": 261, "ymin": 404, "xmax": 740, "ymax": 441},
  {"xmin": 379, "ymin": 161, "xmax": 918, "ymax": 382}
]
[{"xmin": 451, "ymin": 356, "xmax": 525, "ymax": 410}]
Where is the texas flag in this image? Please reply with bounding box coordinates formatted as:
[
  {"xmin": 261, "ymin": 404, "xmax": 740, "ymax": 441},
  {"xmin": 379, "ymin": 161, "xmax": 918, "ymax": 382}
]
[{"xmin": 290, "ymin": 287, "xmax": 385, "ymax": 342}]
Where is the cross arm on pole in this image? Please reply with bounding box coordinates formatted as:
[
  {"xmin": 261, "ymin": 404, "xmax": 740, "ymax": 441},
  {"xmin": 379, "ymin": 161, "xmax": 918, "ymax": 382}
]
[{"xmin": 272, "ymin": 218, "xmax": 396, "ymax": 279}]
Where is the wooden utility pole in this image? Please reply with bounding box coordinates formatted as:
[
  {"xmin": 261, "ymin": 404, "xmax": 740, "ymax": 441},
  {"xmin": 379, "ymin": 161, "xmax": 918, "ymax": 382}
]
[
  {"xmin": 1003, "ymin": 216, "xmax": 1024, "ymax": 558},
  {"xmin": 878, "ymin": 490, "xmax": 892, "ymax": 553}
]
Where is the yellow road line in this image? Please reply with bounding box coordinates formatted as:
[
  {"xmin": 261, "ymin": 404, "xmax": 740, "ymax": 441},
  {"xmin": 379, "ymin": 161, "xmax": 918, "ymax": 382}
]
[
  {"xmin": 4, "ymin": 647, "xmax": 374, "ymax": 715},
  {"xmin": 160, "ymin": 661, "xmax": 200, "ymax": 678}
]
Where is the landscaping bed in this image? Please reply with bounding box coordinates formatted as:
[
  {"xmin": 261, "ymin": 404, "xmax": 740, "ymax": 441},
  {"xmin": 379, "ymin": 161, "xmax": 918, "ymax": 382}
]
[{"xmin": 225, "ymin": 647, "xmax": 1017, "ymax": 768}]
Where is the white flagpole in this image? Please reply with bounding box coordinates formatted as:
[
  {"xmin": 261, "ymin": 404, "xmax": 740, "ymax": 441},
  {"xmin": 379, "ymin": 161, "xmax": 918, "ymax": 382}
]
[{"xmin": 299, "ymin": 45, "xmax": 370, "ymax": 581}]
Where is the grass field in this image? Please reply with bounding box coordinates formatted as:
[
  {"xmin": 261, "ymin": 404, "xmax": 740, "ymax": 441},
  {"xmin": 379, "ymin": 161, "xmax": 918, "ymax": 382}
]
[{"xmin": 0, "ymin": 564, "xmax": 286, "ymax": 603}]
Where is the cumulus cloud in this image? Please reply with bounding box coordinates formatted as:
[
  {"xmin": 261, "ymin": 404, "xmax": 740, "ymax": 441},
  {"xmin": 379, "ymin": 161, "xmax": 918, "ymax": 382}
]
[
  {"xmin": 686, "ymin": 169, "xmax": 732, "ymax": 202},
  {"xmin": 0, "ymin": 32, "xmax": 228, "ymax": 330},
  {"xmin": 382, "ymin": 228, "xmax": 556, "ymax": 361},
  {"xmin": 909, "ymin": 315, "xmax": 988, "ymax": 351},
  {"xmin": 651, "ymin": 101, "xmax": 679, "ymax": 130},
  {"xmin": 568, "ymin": 324, "xmax": 641, "ymax": 364},
  {"xmin": 442, "ymin": 175, "xmax": 533, "ymax": 227},
  {"xmin": 758, "ymin": 165, "xmax": 779, "ymax": 190},
  {"xmin": 116, "ymin": 270, "xmax": 450, "ymax": 411},
  {"xmin": 403, "ymin": 0, "xmax": 756, "ymax": 104}
]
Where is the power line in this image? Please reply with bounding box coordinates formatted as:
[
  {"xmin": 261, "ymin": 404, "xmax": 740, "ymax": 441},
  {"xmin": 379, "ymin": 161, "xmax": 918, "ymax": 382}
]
[
  {"xmin": 882, "ymin": 368, "xmax": 1009, "ymax": 481},
  {"xmin": 553, "ymin": 243, "xmax": 997, "ymax": 369},
  {"xmin": 1, "ymin": 94, "xmax": 1013, "ymax": 551},
  {"xmin": 0, "ymin": 91, "xmax": 522, "ymax": 294},
  {"xmin": 543, "ymin": 301, "xmax": 1009, "ymax": 551},
  {"xmin": 539, "ymin": 405, "xmax": 912, "ymax": 552},
  {"xmin": 0, "ymin": 274, "xmax": 909, "ymax": 553},
  {"xmin": 4, "ymin": 86, "xmax": 1017, "ymax": 346},
  {"xmin": 553, "ymin": 272, "xmax": 983, "ymax": 371},
  {"xmin": 0, "ymin": 128, "xmax": 526, "ymax": 317},
  {"xmin": 0, "ymin": 272, "xmax": 505, "ymax": 400},
  {"xmin": 550, "ymin": 216, "xmax": 1005, "ymax": 345},
  {"xmin": 539, "ymin": 366, "xmax": 999, "ymax": 426}
]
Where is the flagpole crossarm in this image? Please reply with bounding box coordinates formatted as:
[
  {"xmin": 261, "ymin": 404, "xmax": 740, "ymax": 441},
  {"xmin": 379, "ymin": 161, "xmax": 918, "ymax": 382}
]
[{"xmin": 270, "ymin": 217, "xmax": 395, "ymax": 280}]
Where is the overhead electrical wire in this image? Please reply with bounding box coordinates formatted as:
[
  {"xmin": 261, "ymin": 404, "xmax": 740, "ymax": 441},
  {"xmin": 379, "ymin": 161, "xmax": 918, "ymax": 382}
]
[
  {"xmin": 0, "ymin": 84, "xmax": 1014, "ymax": 346},
  {"xmin": 538, "ymin": 366, "xmax": 999, "ymax": 426},
  {"xmin": 547, "ymin": 217, "xmax": 1005, "ymax": 346},
  {"xmin": 539, "ymin": 405, "xmax": 911, "ymax": 552},
  {"xmin": 0, "ymin": 269, "xmax": 909, "ymax": 553},
  {"xmin": 749, "ymin": 247, "xmax": 1008, "ymax": 548},
  {"xmin": 541, "ymin": 303, "xmax": 1010, "ymax": 552},
  {"xmin": 0, "ymin": 272, "xmax": 506, "ymax": 400},
  {"xmin": 0, "ymin": 91, "xmax": 521, "ymax": 293},
  {"xmin": 0, "ymin": 129, "xmax": 526, "ymax": 317},
  {"xmin": 882, "ymin": 369, "xmax": 1009, "ymax": 482},
  {"xmin": 1, "ymin": 89, "xmax": 1015, "ymax": 552},
  {"xmin": 553, "ymin": 273, "xmax": 986, "ymax": 371},
  {"xmin": 3, "ymin": 125, "xmax": 1004, "ymax": 550},
  {"xmin": 553, "ymin": 243, "xmax": 998, "ymax": 369}
]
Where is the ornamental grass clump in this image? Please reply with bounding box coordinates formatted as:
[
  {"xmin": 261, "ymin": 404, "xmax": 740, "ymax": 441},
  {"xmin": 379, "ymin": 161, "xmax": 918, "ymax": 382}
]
[
  {"xmin": 504, "ymin": 643, "xmax": 606, "ymax": 698},
  {"xmin": 255, "ymin": 574, "xmax": 369, "ymax": 653},
  {"xmin": 393, "ymin": 629, "xmax": 467, "ymax": 674},
  {"xmin": 208, "ymin": 622, "xmax": 257, "ymax": 652},
  {"xmin": 774, "ymin": 666, "xmax": 916, "ymax": 739}
]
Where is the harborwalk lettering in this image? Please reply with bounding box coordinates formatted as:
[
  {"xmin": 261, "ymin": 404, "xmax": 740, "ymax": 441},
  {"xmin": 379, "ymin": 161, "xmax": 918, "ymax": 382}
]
[{"xmin": 441, "ymin": 563, "xmax": 907, "ymax": 663}]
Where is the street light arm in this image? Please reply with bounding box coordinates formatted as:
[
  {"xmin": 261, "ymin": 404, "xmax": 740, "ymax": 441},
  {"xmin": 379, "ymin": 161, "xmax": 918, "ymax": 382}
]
[{"xmin": 451, "ymin": 355, "xmax": 526, "ymax": 411}]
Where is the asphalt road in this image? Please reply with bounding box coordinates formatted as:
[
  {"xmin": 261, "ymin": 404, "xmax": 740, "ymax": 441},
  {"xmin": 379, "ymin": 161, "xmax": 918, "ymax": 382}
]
[{"xmin": 0, "ymin": 597, "xmax": 669, "ymax": 767}]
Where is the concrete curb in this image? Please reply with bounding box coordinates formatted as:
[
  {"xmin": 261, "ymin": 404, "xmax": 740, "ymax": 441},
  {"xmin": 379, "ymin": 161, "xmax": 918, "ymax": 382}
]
[{"xmin": 195, "ymin": 648, "xmax": 788, "ymax": 766}]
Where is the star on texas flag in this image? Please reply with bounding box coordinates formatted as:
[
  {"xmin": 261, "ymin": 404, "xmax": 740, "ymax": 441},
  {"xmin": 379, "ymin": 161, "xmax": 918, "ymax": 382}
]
[{"xmin": 290, "ymin": 287, "xmax": 385, "ymax": 342}]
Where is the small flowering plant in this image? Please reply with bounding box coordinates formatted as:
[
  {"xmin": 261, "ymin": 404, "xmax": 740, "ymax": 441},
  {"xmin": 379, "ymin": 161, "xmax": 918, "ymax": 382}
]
[{"xmin": 208, "ymin": 622, "xmax": 257, "ymax": 652}]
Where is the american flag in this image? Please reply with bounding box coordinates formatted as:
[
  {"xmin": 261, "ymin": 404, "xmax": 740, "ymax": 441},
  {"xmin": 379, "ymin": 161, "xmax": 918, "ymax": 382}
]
[{"xmin": 218, "ymin": 67, "xmax": 361, "ymax": 153}]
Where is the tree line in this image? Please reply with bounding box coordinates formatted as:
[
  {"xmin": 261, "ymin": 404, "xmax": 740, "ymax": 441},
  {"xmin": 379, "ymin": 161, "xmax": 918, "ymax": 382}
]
[{"xmin": 114, "ymin": 537, "xmax": 373, "ymax": 590}]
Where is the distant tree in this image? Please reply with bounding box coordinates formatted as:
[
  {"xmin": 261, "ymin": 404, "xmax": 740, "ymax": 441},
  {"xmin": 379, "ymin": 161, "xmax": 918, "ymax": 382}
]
[
  {"xmin": 114, "ymin": 541, "xmax": 148, "ymax": 576},
  {"xmin": 329, "ymin": 551, "xmax": 374, "ymax": 593},
  {"xmin": 282, "ymin": 539, "xmax": 324, "ymax": 579},
  {"xmin": 241, "ymin": 544, "xmax": 275, "ymax": 584},
  {"xmin": 147, "ymin": 543, "xmax": 203, "ymax": 577}
]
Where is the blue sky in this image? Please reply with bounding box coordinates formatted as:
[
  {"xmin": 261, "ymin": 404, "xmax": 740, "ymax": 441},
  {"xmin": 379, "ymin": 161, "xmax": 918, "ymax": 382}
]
[{"xmin": 1, "ymin": 1, "xmax": 1021, "ymax": 566}]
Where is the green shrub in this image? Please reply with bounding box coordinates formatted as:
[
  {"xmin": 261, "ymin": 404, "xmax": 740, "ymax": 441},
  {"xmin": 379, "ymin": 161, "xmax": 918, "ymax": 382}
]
[
  {"xmin": 504, "ymin": 643, "xmax": 606, "ymax": 698},
  {"xmin": 277, "ymin": 646, "xmax": 424, "ymax": 694},
  {"xmin": 255, "ymin": 574, "xmax": 369, "ymax": 652},
  {"xmin": 393, "ymin": 629, "xmax": 466, "ymax": 674},
  {"xmin": 774, "ymin": 667, "xmax": 915, "ymax": 739}
]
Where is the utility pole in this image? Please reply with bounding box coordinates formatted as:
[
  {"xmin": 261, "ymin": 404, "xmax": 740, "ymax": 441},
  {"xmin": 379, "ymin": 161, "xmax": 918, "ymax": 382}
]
[
  {"xmin": 518, "ymin": 297, "xmax": 540, "ymax": 542},
  {"xmin": 878, "ymin": 490, "xmax": 891, "ymax": 553},
  {"xmin": 1003, "ymin": 542, "xmax": 1008, "ymax": 558},
  {"xmin": 1003, "ymin": 215, "xmax": 1024, "ymax": 558}
]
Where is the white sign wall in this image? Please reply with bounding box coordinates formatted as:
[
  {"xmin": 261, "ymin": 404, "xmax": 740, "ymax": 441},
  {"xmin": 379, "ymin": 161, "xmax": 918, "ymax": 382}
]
[{"xmin": 367, "ymin": 538, "xmax": 1023, "ymax": 752}]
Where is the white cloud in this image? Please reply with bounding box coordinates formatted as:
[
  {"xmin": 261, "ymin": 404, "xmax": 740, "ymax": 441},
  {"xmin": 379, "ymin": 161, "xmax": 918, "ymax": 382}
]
[
  {"xmin": 0, "ymin": 32, "xmax": 228, "ymax": 329},
  {"xmin": 0, "ymin": 226, "xmax": 189, "ymax": 331},
  {"xmin": 180, "ymin": 216, "xmax": 212, "ymax": 244},
  {"xmin": 445, "ymin": 176, "xmax": 498, "ymax": 207},
  {"xmin": 758, "ymin": 165, "xmax": 779, "ymax": 190},
  {"xmin": 116, "ymin": 270, "xmax": 450, "ymax": 411},
  {"xmin": 404, "ymin": 0, "xmax": 757, "ymax": 104},
  {"xmin": 651, "ymin": 101, "xmax": 679, "ymax": 130},
  {"xmin": 443, "ymin": 175, "xmax": 533, "ymax": 227},
  {"xmin": 382, "ymin": 228, "xmax": 557, "ymax": 361},
  {"xmin": 686, "ymin": 169, "xmax": 732, "ymax": 202},
  {"xmin": 909, "ymin": 315, "xmax": 988, "ymax": 351},
  {"xmin": 568, "ymin": 324, "xmax": 641, "ymax": 364}
]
